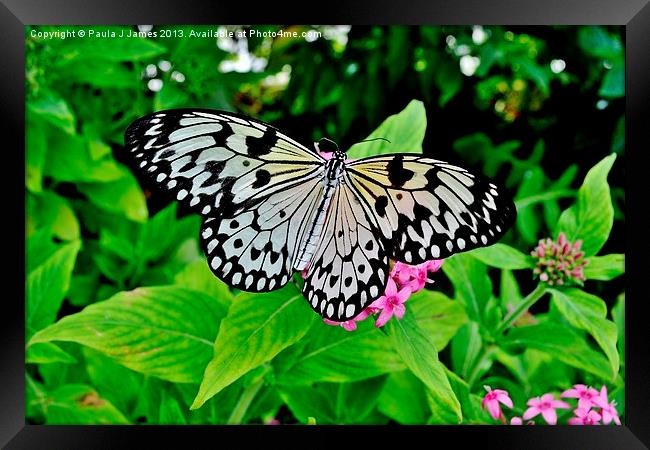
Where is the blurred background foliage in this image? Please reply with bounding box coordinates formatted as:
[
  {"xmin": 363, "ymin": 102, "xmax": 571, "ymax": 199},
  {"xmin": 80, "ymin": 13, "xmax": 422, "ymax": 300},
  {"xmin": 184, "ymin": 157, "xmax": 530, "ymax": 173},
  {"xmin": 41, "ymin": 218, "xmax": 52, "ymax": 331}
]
[{"xmin": 25, "ymin": 25, "xmax": 624, "ymax": 425}]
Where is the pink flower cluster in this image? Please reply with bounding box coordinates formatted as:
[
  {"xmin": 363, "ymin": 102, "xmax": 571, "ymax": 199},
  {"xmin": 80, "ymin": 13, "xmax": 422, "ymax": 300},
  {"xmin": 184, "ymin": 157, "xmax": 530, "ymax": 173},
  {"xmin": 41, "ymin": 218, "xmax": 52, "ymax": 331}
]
[
  {"xmin": 481, "ymin": 384, "xmax": 621, "ymax": 425},
  {"xmin": 531, "ymin": 232, "xmax": 588, "ymax": 285},
  {"xmin": 322, "ymin": 259, "xmax": 444, "ymax": 331}
]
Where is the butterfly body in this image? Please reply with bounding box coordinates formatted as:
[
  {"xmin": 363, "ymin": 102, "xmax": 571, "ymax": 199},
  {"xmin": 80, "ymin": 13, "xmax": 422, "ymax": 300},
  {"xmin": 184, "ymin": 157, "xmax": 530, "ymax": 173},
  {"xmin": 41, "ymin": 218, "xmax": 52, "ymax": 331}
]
[{"xmin": 125, "ymin": 109, "xmax": 516, "ymax": 322}]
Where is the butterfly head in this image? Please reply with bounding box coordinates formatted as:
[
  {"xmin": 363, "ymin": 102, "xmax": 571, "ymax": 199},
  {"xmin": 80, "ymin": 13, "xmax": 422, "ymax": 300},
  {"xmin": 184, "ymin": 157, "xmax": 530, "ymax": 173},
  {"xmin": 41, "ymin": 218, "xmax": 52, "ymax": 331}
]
[{"xmin": 316, "ymin": 137, "xmax": 346, "ymax": 160}]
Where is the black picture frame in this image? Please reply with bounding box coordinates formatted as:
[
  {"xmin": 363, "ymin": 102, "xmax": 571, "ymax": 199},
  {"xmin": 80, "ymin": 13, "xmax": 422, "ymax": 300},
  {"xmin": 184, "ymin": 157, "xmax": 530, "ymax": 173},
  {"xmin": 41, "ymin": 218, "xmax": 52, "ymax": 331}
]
[{"xmin": 3, "ymin": 0, "xmax": 648, "ymax": 448}]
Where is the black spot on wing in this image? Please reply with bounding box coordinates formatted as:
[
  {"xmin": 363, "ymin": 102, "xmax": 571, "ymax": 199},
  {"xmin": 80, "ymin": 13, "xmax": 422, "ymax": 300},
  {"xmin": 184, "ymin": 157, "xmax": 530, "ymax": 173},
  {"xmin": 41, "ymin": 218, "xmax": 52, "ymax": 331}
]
[
  {"xmin": 252, "ymin": 169, "xmax": 272, "ymax": 188},
  {"xmin": 386, "ymin": 155, "xmax": 414, "ymax": 187},
  {"xmin": 375, "ymin": 196, "xmax": 388, "ymax": 217},
  {"xmin": 246, "ymin": 127, "xmax": 277, "ymax": 158}
]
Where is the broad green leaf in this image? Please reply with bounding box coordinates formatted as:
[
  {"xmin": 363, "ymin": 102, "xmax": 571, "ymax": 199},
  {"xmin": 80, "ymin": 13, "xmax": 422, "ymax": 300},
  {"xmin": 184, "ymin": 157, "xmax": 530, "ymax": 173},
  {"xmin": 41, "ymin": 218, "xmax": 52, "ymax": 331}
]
[
  {"xmin": 155, "ymin": 83, "xmax": 191, "ymax": 110},
  {"xmin": 443, "ymin": 368, "xmax": 491, "ymax": 423},
  {"xmin": 501, "ymin": 322, "xmax": 614, "ymax": 381},
  {"xmin": 59, "ymin": 28, "xmax": 167, "ymax": 62},
  {"xmin": 514, "ymin": 168, "xmax": 544, "ymax": 244},
  {"xmin": 27, "ymin": 191, "xmax": 80, "ymax": 241},
  {"xmin": 83, "ymin": 347, "xmax": 143, "ymax": 415},
  {"xmin": 174, "ymin": 259, "xmax": 234, "ymax": 302},
  {"xmin": 556, "ymin": 154, "xmax": 616, "ymax": 256},
  {"xmin": 577, "ymin": 26, "xmax": 623, "ymax": 60},
  {"xmin": 612, "ymin": 293, "xmax": 625, "ymax": 366},
  {"xmin": 435, "ymin": 59, "xmax": 462, "ymax": 107},
  {"xmin": 26, "ymin": 240, "xmax": 81, "ymax": 339},
  {"xmin": 30, "ymin": 286, "xmax": 228, "ymax": 383},
  {"xmin": 159, "ymin": 389, "xmax": 188, "ymax": 424},
  {"xmin": 386, "ymin": 310, "xmax": 461, "ymax": 423},
  {"xmin": 500, "ymin": 269, "xmax": 522, "ymax": 307},
  {"xmin": 44, "ymin": 131, "xmax": 125, "ymax": 183},
  {"xmin": 347, "ymin": 100, "xmax": 426, "ymax": 158},
  {"xmin": 28, "ymin": 90, "xmax": 76, "ymax": 134},
  {"xmin": 26, "ymin": 373, "xmax": 48, "ymax": 420},
  {"xmin": 26, "ymin": 342, "xmax": 76, "ymax": 365},
  {"xmin": 192, "ymin": 285, "xmax": 314, "ymax": 409},
  {"xmin": 78, "ymin": 170, "xmax": 148, "ymax": 223},
  {"xmin": 600, "ymin": 63, "xmax": 624, "ymax": 98},
  {"xmin": 442, "ymin": 253, "xmax": 492, "ymax": 322},
  {"xmin": 584, "ymin": 254, "xmax": 625, "ymax": 280},
  {"xmin": 469, "ymin": 244, "xmax": 533, "ymax": 270},
  {"xmin": 275, "ymin": 319, "xmax": 404, "ymax": 385},
  {"xmin": 44, "ymin": 384, "xmax": 130, "ymax": 424},
  {"xmin": 26, "ymin": 116, "xmax": 47, "ymax": 192},
  {"xmin": 450, "ymin": 322, "xmax": 490, "ymax": 385},
  {"xmin": 550, "ymin": 288, "xmax": 619, "ymax": 377},
  {"xmin": 408, "ymin": 290, "xmax": 468, "ymax": 350},
  {"xmin": 60, "ymin": 59, "xmax": 139, "ymax": 89},
  {"xmin": 377, "ymin": 370, "xmax": 430, "ymax": 424},
  {"xmin": 281, "ymin": 377, "xmax": 386, "ymax": 424}
]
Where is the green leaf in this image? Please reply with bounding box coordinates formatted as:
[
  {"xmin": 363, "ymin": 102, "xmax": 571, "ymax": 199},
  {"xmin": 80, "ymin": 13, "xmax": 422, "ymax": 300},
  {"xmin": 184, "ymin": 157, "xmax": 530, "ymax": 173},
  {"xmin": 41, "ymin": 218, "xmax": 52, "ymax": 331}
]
[
  {"xmin": 78, "ymin": 170, "xmax": 148, "ymax": 223},
  {"xmin": 275, "ymin": 319, "xmax": 404, "ymax": 385},
  {"xmin": 347, "ymin": 100, "xmax": 426, "ymax": 158},
  {"xmin": 514, "ymin": 168, "xmax": 544, "ymax": 244},
  {"xmin": 599, "ymin": 64, "xmax": 624, "ymax": 98},
  {"xmin": 60, "ymin": 59, "xmax": 139, "ymax": 89},
  {"xmin": 501, "ymin": 322, "xmax": 614, "ymax": 381},
  {"xmin": 174, "ymin": 260, "xmax": 234, "ymax": 302},
  {"xmin": 26, "ymin": 116, "xmax": 47, "ymax": 192},
  {"xmin": 26, "ymin": 373, "xmax": 48, "ymax": 420},
  {"xmin": 556, "ymin": 154, "xmax": 616, "ymax": 256},
  {"xmin": 29, "ymin": 286, "xmax": 228, "ymax": 383},
  {"xmin": 27, "ymin": 191, "xmax": 80, "ymax": 241},
  {"xmin": 60, "ymin": 29, "xmax": 167, "ymax": 62},
  {"xmin": 612, "ymin": 293, "xmax": 624, "ymax": 366},
  {"xmin": 443, "ymin": 368, "xmax": 490, "ymax": 423},
  {"xmin": 386, "ymin": 310, "xmax": 461, "ymax": 423},
  {"xmin": 500, "ymin": 269, "xmax": 522, "ymax": 307},
  {"xmin": 468, "ymin": 244, "xmax": 533, "ymax": 270},
  {"xmin": 584, "ymin": 254, "xmax": 625, "ymax": 280},
  {"xmin": 26, "ymin": 342, "xmax": 77, "ymax": 364},
  {"xmin": 377, "ymin": 370, "xmax": 431, "ymax": 424},
  {"xmin": 442, "ymin": 253, "xmax": 492, "ymax": 322},
  {"xmin": 550, "ymin": 288, "xmax": 619, "ymax": 377},
  {"xmin": 44, "ymin": 131, "xmax": 126, "ymax": 183},
  {"xmin": 26, "ymin": 240, "xmax": 81, "ymax": 339},
  {"xmin": 578, "ymin": 26, "xmax": 623, "ymax": 60},
  {"xmin": 28, "ymin": 90, "xmax": 76, "ymax": 134},
  {"xmin": 160, "ymin": 389, "xmax": 188, "ymax": 424},
  {"xmin": 192, "ymin": 285, "xmax": 314, "ymax": 409},
  {"xmin": 44, "ymin": 384, "xmax": 130, "ymax": 424},
  {"xmin": 408, "ymin": 290, "xmax": 467, "ymax": 351},
  {"xmin": 281, "ymin": 377, "xmax": 386, "ymax": 424}
]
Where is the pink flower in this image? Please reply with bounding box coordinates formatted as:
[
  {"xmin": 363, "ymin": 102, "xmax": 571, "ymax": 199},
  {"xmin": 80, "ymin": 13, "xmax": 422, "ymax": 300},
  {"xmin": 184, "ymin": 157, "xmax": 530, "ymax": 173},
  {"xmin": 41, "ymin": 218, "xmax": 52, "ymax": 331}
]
[
  {"xmin": 593, "ymin": 386, "xmax": 621, "ymax": 425},
  {"xmin": 568, "ymin": 408, "xmax": 602, "ymax": 425},
  {"xmin": 373, "ymin": 278, "xmax": 411, "ymax": 327},
  {"xmin": 510, "ymin": 416, "xmax": 523, "ymax": 425},
  {"xmin": 522, "ymin": 393, "xmax": 571, "ymax": 425},
  {"xmin": 391, "ymin": 259, "xmax": 444, "ymax": 293},
  {"xmin": 481, "ymin": 386, "xmax": 513, "ymax": 420},
  {"xmin": 322, "ymin": 304, "xmax": 380, "ymax": 332},
  {"xmin": 561, "ymin": 384, "xmax": 600, "ymax": 409}
]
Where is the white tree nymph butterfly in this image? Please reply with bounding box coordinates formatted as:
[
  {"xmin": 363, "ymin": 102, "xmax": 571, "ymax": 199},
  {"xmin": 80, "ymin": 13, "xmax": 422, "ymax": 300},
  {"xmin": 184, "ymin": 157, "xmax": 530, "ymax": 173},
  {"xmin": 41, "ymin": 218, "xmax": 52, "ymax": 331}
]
[{"xmin": 125, "ymin": 109, "xmax": 516, "ymax": 322}]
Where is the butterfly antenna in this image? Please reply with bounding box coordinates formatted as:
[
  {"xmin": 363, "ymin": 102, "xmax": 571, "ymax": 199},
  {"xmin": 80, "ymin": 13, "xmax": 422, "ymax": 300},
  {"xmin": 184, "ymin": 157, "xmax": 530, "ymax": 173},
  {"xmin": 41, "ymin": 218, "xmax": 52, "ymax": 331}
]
[{"xmin": 357, "ymin": 137, "xmax": 391, "ymax": 144}]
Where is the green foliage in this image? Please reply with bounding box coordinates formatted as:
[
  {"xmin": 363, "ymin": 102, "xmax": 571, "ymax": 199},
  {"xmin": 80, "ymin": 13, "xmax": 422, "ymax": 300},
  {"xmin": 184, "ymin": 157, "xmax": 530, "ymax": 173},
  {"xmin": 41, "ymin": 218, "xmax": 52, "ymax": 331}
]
[{"xmin": 25, "ymin": 25, "xmax": 624, "ymax": 425}]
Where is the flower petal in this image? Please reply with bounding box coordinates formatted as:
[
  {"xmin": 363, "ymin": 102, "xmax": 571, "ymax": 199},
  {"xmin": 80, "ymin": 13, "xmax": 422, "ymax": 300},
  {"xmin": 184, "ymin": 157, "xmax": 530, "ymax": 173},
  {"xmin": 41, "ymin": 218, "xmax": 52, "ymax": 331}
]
[
  {"xmin": 375, "ymin": 306, "xmax": 394, "ymax": 328},
  {"xmin": 522, "ymin": 407, "xmax": 540, "ymax": 420},
  {"xmin": 541, "ymin": 408, "xmax": 558, "ymax": 425}
]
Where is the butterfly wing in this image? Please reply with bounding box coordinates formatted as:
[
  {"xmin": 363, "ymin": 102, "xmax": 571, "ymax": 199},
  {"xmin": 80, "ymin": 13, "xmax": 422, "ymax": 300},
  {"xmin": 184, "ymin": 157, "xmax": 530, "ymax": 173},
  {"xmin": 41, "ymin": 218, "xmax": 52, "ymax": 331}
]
[
  {"xmin": 125, "ymin": 109, "xmax": 324, "ymax": 216},
  {"xmin": 346, "ymin": 154, "xmax": 516, "ymax": 265},
  {"xmin": 200, "ymin": 176, "xmax": 326, "ymax": 292},
  {"xmin": 302, "ymin": 182, "xmax": 389, "ymax": 321}
]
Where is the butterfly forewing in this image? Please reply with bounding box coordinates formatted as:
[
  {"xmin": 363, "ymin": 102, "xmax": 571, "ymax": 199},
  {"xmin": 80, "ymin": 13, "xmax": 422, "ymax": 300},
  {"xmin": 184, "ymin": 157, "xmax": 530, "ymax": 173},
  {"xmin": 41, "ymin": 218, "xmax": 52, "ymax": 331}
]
[
  {"xmin": 200, "ymin": 176, "xmax": 326, "ymax": 292},
  {"xmin": 346, "ymin": 154, "xmax": 516, "ymax": 265},
  {"xmin": 302, "ymin": 182, "xmax": 389, "ymax": 321},
  {"xmin": 125, "ymin": 109, "xmax": 324, "ymax": 217}
]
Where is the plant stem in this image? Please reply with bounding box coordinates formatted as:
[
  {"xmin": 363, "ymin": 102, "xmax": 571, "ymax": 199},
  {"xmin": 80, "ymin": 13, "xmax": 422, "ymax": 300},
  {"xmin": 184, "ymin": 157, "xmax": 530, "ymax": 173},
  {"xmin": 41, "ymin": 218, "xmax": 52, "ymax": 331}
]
[
  {"xmin": 467, "ymin": 345, "xmax": 496, "ymax": 389},
  {"xmin": 495, "ymin": 284, "xmax": 547, "ymax": 335},
  {"xmin": 226, "ymin": 368, "xmax": 269, "ymax": 425}
]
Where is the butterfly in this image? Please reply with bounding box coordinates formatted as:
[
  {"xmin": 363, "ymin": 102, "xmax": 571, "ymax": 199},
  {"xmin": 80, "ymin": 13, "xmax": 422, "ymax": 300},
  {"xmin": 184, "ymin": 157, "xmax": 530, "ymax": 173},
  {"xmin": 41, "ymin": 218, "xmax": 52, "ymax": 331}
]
[{"xmin": 125, "ymin": 109, "xmax": 516, "ymax": 322}]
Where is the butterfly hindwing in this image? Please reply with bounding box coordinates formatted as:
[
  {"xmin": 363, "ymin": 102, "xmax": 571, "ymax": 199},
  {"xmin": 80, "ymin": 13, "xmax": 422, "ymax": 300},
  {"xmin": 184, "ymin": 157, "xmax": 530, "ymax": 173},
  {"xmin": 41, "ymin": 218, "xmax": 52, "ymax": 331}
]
[
  {"xmin": 125, "ymin": 109, "xmax": 324, "ymax": 217},
  {"xmin": 346, "ymin": 154, "xmax": 516, "ymax": 265},
  {"xmin": 302, "ymin": 182, "xmax": 389, "ymax": 321}
]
